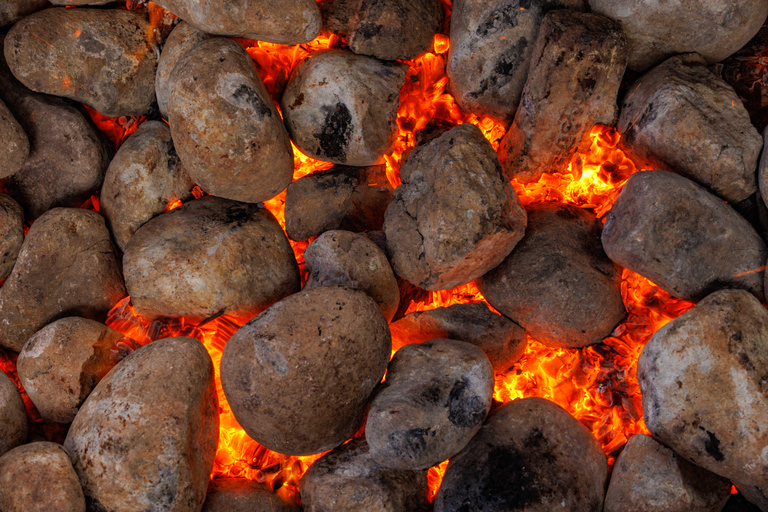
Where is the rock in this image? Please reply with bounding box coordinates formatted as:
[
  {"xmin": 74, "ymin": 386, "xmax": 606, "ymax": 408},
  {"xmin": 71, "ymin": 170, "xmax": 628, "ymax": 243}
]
[
  {"xmin": 619, "ymin": 53, "xmax": 763, "ymax": 204},
  {"xmin": 0, "ymin": 371, "xmax": 26, "ymax": 456},
  {"xmin": 321, "ymin": 0, "xmax": 357, "ymax": 35},
  {"xmin": 220, "ymin": 286, "xmax": 391, "ymax": 455},
  {"xmin": 497, "ymin": 10, "xmax": 628, "ymax": 183},
  {"xmin": 0, "ymin": 97, "xmax": 28, "ymax": 178},
  {"xmin": 389, "ymin": 302, "xmax": 526, "ymax": 373},
  {"xmin": 152, "ymin": 0, "xmax": 321, "ymax": 44},
  {"xmin": 638, "ymin": 289, "xmax": 768, "ymax": 486},
  {"xmin": 478, "ymin": 203, "xmax": 625, "ymax": 348},
  {"xmin": 588, "ymin": 0, "xmax": 768, "ymax": 71},
  {"xmin": 604, "ymin": 434, "xmax": 731, "ymax": 512},
  {"xmin": 64, "ymin": 337, "xmax": 218, "ymax": 512},
  {"xmin": 760, "ymin": 128, "xmax": 768, "ymax": 210},
  {"xmin": 124, "ymin": 196, "xmax": 300, "ymax": 321},
  {"xmin": 4, "ymin": 8, "xmax": 159, "ymax": 117},
  {"xmin": 304, "ymin": 230, "xmax": 400, "ymax": 322},
  {"xmin": 0, "ymin": 208, "xmax": 126, "ymax": 353},
  {"xmin": 282, "ymin": 49, "xmax": 407, "ymax": 166},
  {"xmin": 0, "ymin": 0, "xmax": 46, "ymax": 27},
  {"xmin": 0, "ymin": 194, "xmax": 23, "ymax": 281},
  {"xmin": 17, "ymin": 317, "xmax": 125, "ymax": 424},
  {"xmin": 737, "ymin": 485, "xmax": 768, "ymax": 512},
  {"xmin": 101, "ymin": 121, "xmax": 193, "ymax": 252},
  {"xmin": 168, "ymin": 38, "xmax": 294, "ymax": 204},
  {"xmin": 602, "ymin": 170, "xmax": 767, "ymax": 302},
  {"xmin": 434, "ymin": 397, "xmax": 608, "ymax": 512},
  {"xmin": 725, "ymin": 492, "xmax": 766, "ymax": 512},
  {"xmin": 367, "ymin": 339, "xmax": 494, "ymax": 470},
  {"xmin": 202, "ymin": 478, "xmax": 300, "ymax": 512},
  {"xmin": 300, "ymin": 438, "xmax": 431, "ymax": 512},
  {"xmin": 384, "ymin": 123, "xmax": 527, "ymax": 291},
  {"xmin": 285, "ymin": 164, "xmax": 393, "ymax": 241},
  {"xmin": 155, "ymin": 22, "xmax": 211, "ymax": 119},
  {"xmin": 447, "ymin": 0, "xmax": 586, "ymax": 122},
  {"xmin": 0, "ymin": 442, "xmax": 85, "ymax": 512}
]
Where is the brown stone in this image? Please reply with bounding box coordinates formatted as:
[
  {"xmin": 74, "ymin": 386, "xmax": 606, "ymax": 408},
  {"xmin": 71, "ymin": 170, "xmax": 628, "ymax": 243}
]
[
  {"xmin": 155, "ymin": 22, "xmax": 211, "ymax": 119},
  {"xmin": 0, "ymin": 194, "xmax": 23, "ymax": 282},
  {"xmin": 0, "ymin": 97, "xmax": 28, "ymax": 178},
  {"xmin": 0, "ymin": 371, "xmax": 26, "ymax": 457},
  {"xmin": 0, "ymin": 0, "xmax": 46, "ymax": 27},
  {"xmin": 202, "ymin": 478, "xmax": 300, "ymax": 512},
  {"xmin": 737, "ymin": 485, "xmax": 768, "ymax": 512}
]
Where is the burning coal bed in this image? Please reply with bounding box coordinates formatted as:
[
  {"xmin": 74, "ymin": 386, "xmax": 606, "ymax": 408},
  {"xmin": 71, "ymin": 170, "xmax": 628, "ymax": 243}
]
[{"xmin": 3, "ymin": 0, "xmax": 768, "ymax": 510}]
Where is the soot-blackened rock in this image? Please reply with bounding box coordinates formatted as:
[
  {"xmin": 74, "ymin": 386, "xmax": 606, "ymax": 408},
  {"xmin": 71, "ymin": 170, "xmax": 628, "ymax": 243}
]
[
  {"xmin": 155, "ymin": 22, "xmax": 211, "ymax": 119},
  {"xmin": 602, "ymin": 171, "xmax": 768, "ymax": 302},
  {"xmin": 202, "ymin": 478, "xmax": 300, "ymax": 512},
  {"xmin": 282, "ymin": 49, "xmax": 407, "ymax": 166},
  {"xmin": 0, "ymin": 195, "xmax": 23, "ymax": 282},
  {"xmin": 366, "ymin": 339, "xmax": 494, "ymax": 470},
  {"xmin": 0, "ymin": 97, "xmax": 28, "ymax": 178},
  {"xmin": 435, "ymin": 397, "xmax": 608, "ymax": 512},
  {"xmin": 0, "ymin": 371, "xmax": 26, "ymax": 457},
  {"xmin": 497, "ymin": 10, "xmax": 627, "ymax": 183},
  {"xmin": 478, "ymin": 203, "xmax": 625, "ymax": 348},
  {"xmin": 0, "ymin": 0, "xmax": 46, "ymax": 27},
  {"xmin": 638, "ymin": 290, "xmax": 768, "ymax": 487},
  {"xmin": 619, "ymin": 54, "xmax": 763, "ymax": 204}
]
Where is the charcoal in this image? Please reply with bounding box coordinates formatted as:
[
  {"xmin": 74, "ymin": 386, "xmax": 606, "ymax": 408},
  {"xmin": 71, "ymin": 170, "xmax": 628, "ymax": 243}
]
[
  {"xmin": 202, "ymin": 478, "xmax": 300, "ymax": 512},
  {"xmin": 155, "ymin": 22, "xmax": 210, "ymax": 119},
  {"xmin": 0, "ymin": 0, "xmax": 46, "ymax": 27},
  {"xmin": 0, "ymin": 371, "xmax": 26, "ymax": 457},
  {"xmin": 0, "ymin": 194, "xmax": 23, "ymax": 282},
  {"xmin": 0, "ymin": 97, "xmax": 28, "ymax": 178}
]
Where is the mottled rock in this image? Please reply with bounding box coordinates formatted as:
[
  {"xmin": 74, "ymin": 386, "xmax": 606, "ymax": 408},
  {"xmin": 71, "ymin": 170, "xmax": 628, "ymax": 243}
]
[
  {"xmin": 168, "ymin": 38, "xmax": 294, "ymax": 203},
  {"xmin": 435, "ymin": 397, "xmax": 608, "ymax": 512},
  {"xmin": 0, "ymin": 208, "xmax": 126, "ymax": 353},
  {"xmin": 638, "ymin": 290, "xmax": 768, "ymax": 486},
  {"xmin": 384, "ymin": 123, "xmax": 527, "ymax": 291},
  {"xmin": 604, "ymin": 434, "xmax": 731, "ymax": 512},
  {"xmin": 155, "ymin": 22, "xmax": 211, "ymax": 119},
  {"xmin": 221, "ymin": 287, "xmax": 391, "ymax": 455},
  {"xmin": 202, "ymin": 478, "xmax": 300, "ymax": 512},
  {"xmin": 64, "ymin": 337, "xmax": 218, "ymax": 512},
  {"xmin": 589, "ymin": 0, "xmax": 768, "ymax": 71},
  {"xmin": 478, "ymin": 203, "xmax": 625, "ymax": 348},
  {"xmin": 602, "ymin": 171, "xmax": 767, "ymax": 302},
  {"xmin": 0, "ymin": 97, "xmax": 28, "ymax": 178},
  {"xmin": 285, "ymin": 164, "xmax": 393, "ymax": 241},
  {"xmin": 300, "ymin": 438, "xmax": 431, "ymax": 512},
  {"xmin": 124, "ymin": 196, "xmax": 300, "ymax": 321},
  {"xmin": 0, "ymin": 371, "xmax": 26, "ymax": 456},
  {"xmin": 619, "ymin": 54, "xmax": 763, "ymax": 203},
  {"xmin": 0, "ymin": 194, "xmax": 23, "ymax": 281},
  {"xmin": 497, "ymin": 10, "xmax": 627, "ymax": 183},
  {"xmin": 101, "ymin": 121, "xmax": 193, "ymax": 252},
  {"xmin": 282, "ymin": 49, "xmax": 407, "ymax": 166},
  {"xmin": 0, "ymin": 442, "xmax": 85, "ymax": 512},
  {"xmin": 0, "ymin": 0, "xmax": 46, "ymax": 27}
]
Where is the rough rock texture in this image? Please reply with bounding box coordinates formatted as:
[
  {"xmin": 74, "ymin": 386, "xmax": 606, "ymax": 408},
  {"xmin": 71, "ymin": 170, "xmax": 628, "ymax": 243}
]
[
  {"xmin": 0, "ymin": 194, "xmax": 23, "ymax": 281},
  {"xmin": 604, "ymin": 434, "xmax": 731, "ymax": 512},
  {"xmin": 300, "ymin": 438, "xmax": 431, "ymax": 512},
  {"xmin": 589, "ymin": 0, "xmax": 768, "ymax": 71},
  {"xmin": 619, "ymin": 53, "xmax": 763, "ymax": 204},
  {"xmin": 304, "ymin": 230, "xmax": 400, "ymax": 322},
  {"xmin": 638, "ymin": 290, "xmax": 768, "ymax": 487},
  {"xmin": 497, "ymin": 10, "xmax": 628, "ymax": 183},
  {"xmin": 389, "ymin": 303, "xmax": 526, "ymax": 373},
  {"xmin": 602, "ymin": 171, "xmax": 767, "ymax": 302},
  {"xmin": 0, "ymin": 97, "xmax": 28, "ymax": 178},
  {"xmin": 64, "ymin": 337, "xmax": 219, "ymax": 512},
  {"xmin": 435, "ymin": 397, "xmax": 608, "ymax": 512},
  {"xmin": 101, "ymin": 121, "xmax": 193, "ymax": 252},
  {"xmin": 0, "ymin": 442, "xmax": 85, "ymax": 512},
  {"xmin": 152, "ymin": 0, "xmax": 321, "ymax": 44},
  {"xmin": 202, "ymin": 478, "xmax": 300, "ymax": 512},
  {"xmin": 155, "ymin": 22, "xmax": 211, "ymax": 118},
  {"xmin": 17, "ymin": 317, "xmax": 125, "ymax": 424},
  {"xmin": 282, "ymin": 49, "xmax": 407, "ymax": 166},
  {"xmin": 0, "ymin": 208, "xmax": 126, "ymax": 353},
  {"xmin": 478, "ymin": 203, "xmax": 625, "ymax": 348},
  {"xmin": 285, "ymin": 164, "xmax": 393, "ymax": 241},
  {"xmin": 0, "ymin": 371, "xmax": 26, "ymax": 457},
  {"xmin": 384, "ymin": 123, "xmax": 527, "ymax": 291},
  {"xmin": 4, "ymin": 8, "xmax": 159, "ymax": 116},
  {"xmin": 168, "ymin": 38, "xmax": 294, "ymax": 204},
  {"xmin": 760, "ymin": 128, "xmax": 768, "ymax": 210},
  {"xmin": 367, "ymin": 339, "xmax": 494, "ymax": 470},
  {"xmin": 0, "ymin": 0, "xmax": 46, "ymax": 27},
  {"xmin": 447, "ymin": 0, "xmax": 586, "ymax": 122},
  {"xmin": 221, "ymin": 286, "xmax": 391, "ymax": 455},
  {"xmin": 124, "ymin": 196, "xmax": 300, "ymax": 321}
]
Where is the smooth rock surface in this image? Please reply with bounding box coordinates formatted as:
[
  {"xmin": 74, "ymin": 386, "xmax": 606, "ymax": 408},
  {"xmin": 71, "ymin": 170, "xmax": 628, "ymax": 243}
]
[
  {"xmin": 0, "ymin": 97, "xmax": 28, "ymax": 178},
  {"xmin": 0, "ymin": 194, "xmax": 23, "ymax": 281},
  {"xmin": 0, "ymin": 371, "xmax": 26, "ymax": 457},
  {"xmin": 202, "ymin": 478, "xmax": 300, "ymax": 512},
  {"xmin": 155, "ymin": 22, "xmax": 211, "ymax": 119},
  {"xmin": 0, "ymin": 0, "xmax": 46, "ymax": 27}
]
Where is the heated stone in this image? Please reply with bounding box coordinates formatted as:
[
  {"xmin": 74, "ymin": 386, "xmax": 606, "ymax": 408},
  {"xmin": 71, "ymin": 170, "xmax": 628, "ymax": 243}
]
[
  {"xmin": 155, "ymin": 22, "xmax": 211, "ymax": 119},
  {"xmin": 384, "ymin": 123, "xmax": 527, "ymax": 291},
  {"xmin": 737, "ymin": 485, "xmax": 768, "ymax": 512},
  {"xmin": 760, "ymin": 128, "xmax": 768, "ymax": 210},
  {"xmin": 638, "ymin": 289, "xmax": 768, "ymax": 487},
  {"xmin": 168, "ymin": 38, "xmax": 294, "ymax": 204},
  {"xmin": 4, "ymin": 8, "xmax": 158, "ymax": 117},
  {"xmin": 0, "ymin": 195, "xmax": 23, "ymax": 282},
  {"xmin": 0, "ymin": 0, "xmax": 46, "ymax": 27},
  {"xmin": 282, "ymin": 49, "xmax": 407, "ymax": 166},
  {"xmin": 0, "ymin": 442, "xmax": 85, "ymax": 512},
  {"xmin": 285, "ymin": 164, "xmax": 393, "ymax": 241},
  {"xmin": 478, "ymin": 203, "xmax": 625, "ymax": 348},
  {"xmin": 602, "ymin": 171, "xmax": 767, "ymax": 302},
  {"xmin": 0, "ymin": 97, "xmax": 27, "ymax": 178},
  {"xmin": 124, "ymin": 196, "xmax": 300, "ymax": 321},
  {"xmin": 588, "ymin": 0, "xmax": 768, "ymax": 71},
  {"xmin": 497, "ymin": 10, "xmax": 627, "ymax": 183},
  {"xmin": 202, "ymin": 478, "xmax": 300, "ymax": 512},
  {"xmin": 221, "ymin": 287, "xmax": 391, "ymax": 455},
  {"xmin": 0, "ymin": 208, "xmax": 126, "ymax": 353},
  {"xmin": 434, "ymin": 397, "xmax": 608, "ymax": 512},
  {"xmin": 101, "ymin": 121, "xmax": 193, "ymax": 252},
  {"xmin": 300, "ymin": 438, "xmax": 431, "ymax": 512},
  {"xmin": 604, "ymin": 434, "xmax": 731, "ymax": 512},
  {"xmin": 0, "ymin": 371, "xmax": 26, "ymax": 457},
  {"xmin": 619, "ymin": 54, "xmax": 763, "ymax": 203}
]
